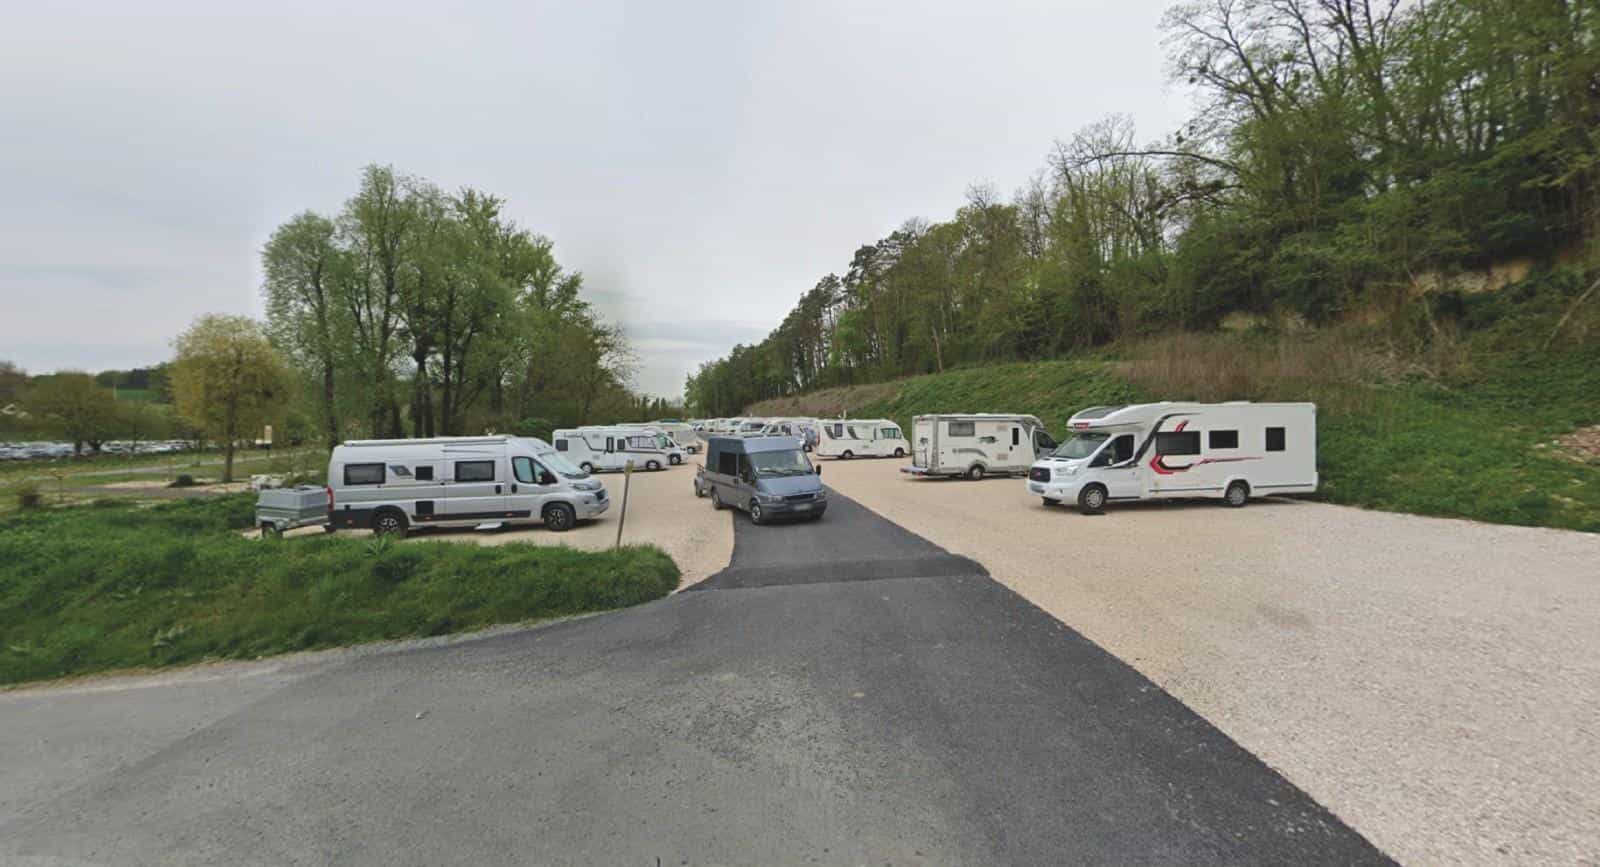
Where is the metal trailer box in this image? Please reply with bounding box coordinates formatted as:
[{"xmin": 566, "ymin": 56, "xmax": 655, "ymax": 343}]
[{"xmin": 255, "ymin": 485, "xmax": 330, "ymax": 533}]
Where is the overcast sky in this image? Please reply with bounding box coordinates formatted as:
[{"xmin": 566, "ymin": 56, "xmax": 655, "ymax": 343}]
[{"xmin": 0, "ymin": 0, "xmax": 1188, "ymax": 397}]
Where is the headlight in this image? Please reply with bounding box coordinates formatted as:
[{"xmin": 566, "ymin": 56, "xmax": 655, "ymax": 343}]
[
  {"xmin": 758, "ymin": 492, "xmax": 784, "ymax": 503},
  {"xmin": 1054, "ymin": 466, "xmax": 1077, "ymax": 479}
]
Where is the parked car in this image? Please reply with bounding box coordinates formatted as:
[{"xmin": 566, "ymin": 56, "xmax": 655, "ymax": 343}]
[{"xmin": 694, "ymin": 436, "xmax": 826, "ymax": 525}]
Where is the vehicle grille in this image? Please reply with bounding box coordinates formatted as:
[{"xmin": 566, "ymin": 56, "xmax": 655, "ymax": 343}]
[
  {"xmin": 1028, "ymin": 467, "xmax": 1051, "ymax": 483},
  {"xmin": 784, "ymin": 493, "xmax": 816, "ymax": 502}
]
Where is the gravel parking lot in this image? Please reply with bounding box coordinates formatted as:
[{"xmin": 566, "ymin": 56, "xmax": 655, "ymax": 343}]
[{"xmin": 819, "ymin": 456, "xmax": 1600, "ymax": 866}]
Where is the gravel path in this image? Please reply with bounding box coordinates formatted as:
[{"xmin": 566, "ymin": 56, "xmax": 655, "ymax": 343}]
[{"xmin": 819, "ymin": 457, "xmax": 1600, "ymax": 866}]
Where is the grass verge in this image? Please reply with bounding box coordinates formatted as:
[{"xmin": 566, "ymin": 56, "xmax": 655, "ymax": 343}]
[{"xmin": 0, "ymin": 495, "xmax": 679, "ymax": 686}]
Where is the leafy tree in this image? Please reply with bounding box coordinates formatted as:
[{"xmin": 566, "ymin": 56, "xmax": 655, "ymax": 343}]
[
  {"xmin": 170, "ymin": 316, "xmax": 292, "ymax": 482},
  {"xmin": 25, "ymin": 373, "xmax": 118, "ymax": 454}
]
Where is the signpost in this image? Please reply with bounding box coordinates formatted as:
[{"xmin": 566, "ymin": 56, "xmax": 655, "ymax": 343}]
[{"xmin": 614, "ymin": 461, "xmax": 633, "ymax": 548}]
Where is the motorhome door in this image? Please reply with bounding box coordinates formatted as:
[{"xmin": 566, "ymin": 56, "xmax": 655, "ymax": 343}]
[{"xmin": 445, "ymin": 455, "xmax": 508, "ymax": 519}]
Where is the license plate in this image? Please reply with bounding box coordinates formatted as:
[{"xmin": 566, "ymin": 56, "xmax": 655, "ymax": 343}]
[{"xmin": 793, "ymin": 503, "xmax": 812, "ymax": 511}]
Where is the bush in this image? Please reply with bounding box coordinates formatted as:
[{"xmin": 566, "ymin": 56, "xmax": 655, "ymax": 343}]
[
  {"xmin": 0, "ymin": 497, "xmax": 679, "ymax": 685},
  {"xmin": 169, "ymin": 474, "xmax": 199, "ymax": 488},
  {"xmin": 13, "ymin": 481, "xmax": 41, "ymax": 510}
]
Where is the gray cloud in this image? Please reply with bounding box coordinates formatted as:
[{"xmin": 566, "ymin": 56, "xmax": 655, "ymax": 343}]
[{"xmin": 0, "ymin": 0, "xmax": 1187, "ymax": 398}]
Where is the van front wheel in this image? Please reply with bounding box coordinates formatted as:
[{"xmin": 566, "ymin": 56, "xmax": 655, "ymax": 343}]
[
  {"xmin": 1078, "ymin": 485, "xmax": 1107, "ymax": 515},
  {"xmin": 749, "ymin": 501, "xmax": 766, "ymax": 525},
  {"xmin": 646, "ymin": 460, "xmax": 662, "ymax": 471},
  {"xmin": 543, "ymin": 502, "xmax": 576, "ymax": 532},
  {"xmin": 1225, "ymin": 481, "xmax": 1250, "ymax": 507}
]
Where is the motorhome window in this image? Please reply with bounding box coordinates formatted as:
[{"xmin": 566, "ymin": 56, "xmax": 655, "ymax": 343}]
[
  {"xmin": 555, "ymin": 439, "xmax": 569, "ymax": 452},
  {"xmin": 827, "ymin": 423, "xmax": 844, "ymax": 438},
  {"xmin": 1052, "ymin": 433, "xmax": 1108, "ymax": 459},
  {"xmin": 1011, "ymin": 428, "xmax": 1020, "ymax": 447},
  {"xmin": 978, "ymin": 436, "xmax": 997, "ymax": 444},
  {"xmin": 344, "ymin": 463, "xmax": 385, "ymax": 485},
  {"xmin": 717, "ymin": 452, "xmax": 738, "ymax": 476},
  {"xmin": 948, "ymin": 421, "xmax": 976, "ymax": 437},
  {"xmin": 1156, "ymin": 431, "xmax": 1201, "ymax": 456},
  {"xmin": 751, "ymin": 449, "xmax": 813, "ymax": 477},
  {"xmin": 389, "ymin": 465, "xmax": 412, "ymax": 477},
  {"xmin": 455, "ymin": 460, "xmax": 496, "ymax": 482},
  {"xmin": 1209, "ymin": 430, "xmax": 1240, "ymax": 449},
  {"xmin": 880, "ymin": 428, "xmax": 899, "ymax": 439},
  {"xmin": 605, "ymin": 437, "xmax": 616, "ymax": 453},
  {"xmin": 847, "ymin": 426, "xmax": 867, "ymax": 439},
  {"xmin": 513, "ymin": 457, "xmax": 537, "ymax": 484},
  {"xmin": 1266, "ymin": 427, "xmax": 1286, "ymax": 451},
  {"xmin": 1111, "ymin": 435, "xmax": 1134, "ymax": 463},
  {"xmin": 627, "ymin": 436, "xmax": 653, "ymax": 450},
  {"xmin": 414, "ymin": 465, "xmax": 434, "ymax": 481},
  {"xmin": 1035, "ymin": 431, "xmax": 1058, "ymax": 451}
]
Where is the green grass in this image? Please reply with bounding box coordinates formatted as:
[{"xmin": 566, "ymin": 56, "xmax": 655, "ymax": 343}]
[{"xmin": 0, "ymin": 495, "xmax": 679, "ymax": 685}]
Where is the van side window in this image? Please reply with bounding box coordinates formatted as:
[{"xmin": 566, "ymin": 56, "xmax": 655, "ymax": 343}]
[
  {"xmin": 717, "ymin": 452, "xmax": 738, "ymax": 475},
  {"xmin": 555, "ymin": 439, "xmax": 569, "ymax": 452},
  {"xmin": 415, "ymin": 465, "xmax": 434, "ymax": 481},
  {"xmin": 1011, "ymin": 428, "xmax": 1020, "ymax": 447},
  {"xmin": 1266, "ymin": 427, "xmax": 1286, "ymax": 452},
  {"xmin": 1210, "ymin": 430, "xmax": 1240, "ymax": 449},
  {"xmin": 948, "ymin": 421, "xmax": 975, "ymax": 437},
  {"xmin": 1111, "ymin": 435, "xmax": 1134, "ymax": 463},
  {"xmin": 828, "ymin": 423, "xmax": 844, "ymax": 438},
  {"xmin": 1156, "ymin": 431, "xmax": 1201, "ymax": 456},
  {"xmin": 344, "ymin": 463, "xmax": 385, "ymax": 485},
  {"xmin": 1035, "ymin": 431, "xmax": 1058, "ymax": 451},
  {"xmin": 455, "ymin": 460, "xmax": 496, "ymax": 482},
  {"xmin": 389, "ymin": 465, "xmax": 413, "ymax": 477},
  {"xmin": 513, "ymin": 457, "xmax": 537, "ymax": 484}
]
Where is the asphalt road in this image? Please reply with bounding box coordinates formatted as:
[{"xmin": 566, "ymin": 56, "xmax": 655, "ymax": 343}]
[{"xmin": 0, "ymin": 492, "xmax": 1390, "ymax": 865}]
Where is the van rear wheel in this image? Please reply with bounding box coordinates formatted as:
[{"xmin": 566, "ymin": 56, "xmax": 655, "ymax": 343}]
[
  {"xmin": 842, "ymin": 450, "xmax": 854, "ymax": 460},
  {"xmin": 1078, "ymin": 485, "xmax": 1107, "ymax": 515},
  {"xmin": 373, "ymin": 508, "xmax": 408, "ymax": 537},
  {"xmin": 646, "ymin": 460, "xmax": 662, "ymax": 471},
  {"xmin": 893, "ymin": 447, "xmax": 905, "ymax": 458},
  {"xmin": 1225, "ymin": 481, "xmax": 1250, "ymax": 507},
  {"xmin": 966, "ymin": 464, "xmax": 985, "ymax": 481},
  {"xmin": 580, "ymin": 462, "xmax": 595, "ymax": 474},
  {"xmin": 543, "ymin": 502, "xmax": 576, "ymax": 532}
]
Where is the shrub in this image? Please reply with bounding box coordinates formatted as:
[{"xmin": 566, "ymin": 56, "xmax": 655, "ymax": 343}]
[
  {"xmin": 13, "ymin": 481, "xmax": 41, "ymax": 510},
  {"xmin": 169, "ymin": 474, "xmax": 199, "ymax": 488}
]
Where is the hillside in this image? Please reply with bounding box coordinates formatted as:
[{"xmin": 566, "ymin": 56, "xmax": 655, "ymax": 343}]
[{"xmin": 747, "ymin": 278, "xmax": 1600, "ymax": 533}]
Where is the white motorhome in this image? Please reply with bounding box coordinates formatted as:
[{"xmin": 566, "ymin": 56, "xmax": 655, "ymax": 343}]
[
  {"xmin": 604, "ymin": 424, "xmax": 688, "ymax": 464},
  {"xmin": 327, "ymin": 435, "xmax": 607, "ymax": 535},
  {"xmin": 903, "ymin": 414, "xmax": 1057, "ymax": 479},
  {"xmin": 758, "ymin": 418, "xmax": 819, "ymax": 451},
  {"xmin": 815, "ymin": 419, "xmax": 907, "ymax": 459},
  {"xmin": 734, "ymin": 418, "xmax": 768, "ymax": 437},
  {"xmin": 553, "ymin": 427, "xmax": 674, "ymax": 472},
  {"xmin": 1027, "ymin": 402, "xmax": 1318, "ymax": 513}
]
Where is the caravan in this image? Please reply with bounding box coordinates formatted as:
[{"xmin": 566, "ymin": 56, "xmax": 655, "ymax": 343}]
[
  {"xmin": 1027, "ymin": 402, "xmax": 1318, "ymax": 513},
  {"xmin": 552, "ymin": 427, "xmax": 672, "ymax": 473},
  {"xmin": 815, "ymin": 419, "xmax": 906, "ymax": 459},
  {"xmin": 903, "ymin": 414, "xmax": 1057, "ymax": 479},
  {"xmin": 604, "ymin": 424, "xmax": 689, "ymax": 464},
  {"xmin": 326, "ymin": 435, "xmax": 607, "ymax": 535}
]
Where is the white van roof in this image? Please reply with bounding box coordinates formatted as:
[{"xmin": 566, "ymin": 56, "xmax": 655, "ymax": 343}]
[{"xmin": 341, "ymin": 435, "xmax": 510, "ymax": 448}]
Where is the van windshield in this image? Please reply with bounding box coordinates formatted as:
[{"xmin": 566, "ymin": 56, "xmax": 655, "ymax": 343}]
[
  {"xmin": 1052, "ymin": 432, "xmax": 1108, "ymax": 459},
  {"xmin": 537, "ymin": 449, "xmax": 589, "ymax": 478},
  {"xmin": 750, "ymin": 449, "xmax": 814, "ymax": 477}
]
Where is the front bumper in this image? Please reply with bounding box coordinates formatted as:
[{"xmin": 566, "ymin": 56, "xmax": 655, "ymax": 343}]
[
  {"xmin": 1027, "ymin": 478, "xmax": 1085, "ymax": 501},
  {"xmin": 758, "ymin": 497, "xmax": 828, "ymax": 518},
  {"xmin": 575, "ymin": 491, "xmax": 610, "ymax": 519}
]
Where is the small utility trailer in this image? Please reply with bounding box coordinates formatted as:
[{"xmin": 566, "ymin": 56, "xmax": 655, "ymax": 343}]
[{"xmin": 255, "ymin": 485, "xmax": 332, "ymax": 535}]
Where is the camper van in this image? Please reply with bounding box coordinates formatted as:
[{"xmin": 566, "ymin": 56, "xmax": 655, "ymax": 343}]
[
  {"xmin": 595, "ymin": 424, "xmax": 688, "ymax": 464},
  {"xmin": 326, "ymin": 435, "xmax": 607, "ymax": 535},
  {"xmin": 1027, "ymin": 402, "xmax": 1318, "ymax": 513},
  {"xmin": 903, "ymin": 414, "xmax": 1057, "ymax": 479},
  {"xmin": 552, "ymin": 427, "xmax": 672, "ymax": 473},
  {"xmin": 814, "ymin": 419, "xmax": 906, "ymax": 459},
  {"xmin": 758, "ymin": 418, "xmax": 819, "ymax": 451},
  {"xmin": 693, "ymin": 436, "xmax": 827, "ymax": 524}
]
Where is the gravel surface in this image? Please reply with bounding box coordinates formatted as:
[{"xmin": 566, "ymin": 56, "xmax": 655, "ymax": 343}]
[{"xmin": 819, "ymin": 457, "xmax": 1600, "ymax": 866}]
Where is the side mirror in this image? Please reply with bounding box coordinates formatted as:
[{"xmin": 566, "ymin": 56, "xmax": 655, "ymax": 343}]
[{"xmin": 814, "ymin": 464, "xmax": 822, "ymax": 477}]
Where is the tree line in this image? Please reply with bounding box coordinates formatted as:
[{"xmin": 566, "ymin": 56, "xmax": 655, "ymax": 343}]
[
  {"xmin": 686, "ymin": 0, "xmax": 1598, "ymax": 416},
  {"xmin": 264, "ymin": 165, "xmax": 656, "ymax": 449}
]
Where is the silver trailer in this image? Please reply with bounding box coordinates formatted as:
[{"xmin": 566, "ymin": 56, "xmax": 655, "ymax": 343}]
[{"xmin": 255, "ymin": 485, "xmax": 332, "ymax": 535}]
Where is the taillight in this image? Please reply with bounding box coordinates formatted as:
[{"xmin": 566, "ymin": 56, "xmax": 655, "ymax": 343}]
[{"xmin": 326, "ymin": 486, "xmax": 334, "ymax": 510}]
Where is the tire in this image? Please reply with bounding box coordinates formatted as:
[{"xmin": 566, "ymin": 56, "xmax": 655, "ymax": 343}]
[
  {"xmin": 646, "ymin": 460, "xmax": 662, "ymax": 471},
  {"xmin": 580, "ymin": 462, "xmax": 595, "ymax": 474},
  {"xmin": 1225, "ymin": 480, "xmax": 1250, "ymax": 508},
  {"xmin": 543, "ymin": 502, "xmax": 576, "ymax": 532},
  {"xmin": 1078, "ymin": 485, "xmax": 1107, "ymax": 515},
  {"xmin": 1042, "ymin": 497, "xmax": 1060, "ymax": 507},
  {"xmin": 372, "ymin": 508, "xmax": 408, "ymax": 537},
  {"xmin": 694, "ymin": 481, "xmax": 707, "ymax": 498},
  {"xmin": 966, "ymin": 464, "xmax": 986, "ymax": 481},
  {"xmin": 893, "ymin": 447, "xmax": 905, "ymax": 458},
  {"xmin": 842, "ymin": 450, "xmax": 854, "ymax": 460},
  {"xmin": 711, "ymin": 488, "xmax": 726, "ymax": 510},
  {"xmin": 323, "ymin": 524, "xmax": 337, "ymax": 534},
  {"xmin": 670, "ymin": 454, "xmax": 682, "ymax": 466},
  {"xmin": 260, "ymin": 521, "xmax": 281, "ymax": 538},
  {"xmin": 749, "ymin": 501, "xmax": 765, "ymax": 525}
]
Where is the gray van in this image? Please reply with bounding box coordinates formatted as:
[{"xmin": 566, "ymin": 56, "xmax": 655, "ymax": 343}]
[{"xmin": 693, "ymin": 436, "xmax": 827, "ymax": 524}]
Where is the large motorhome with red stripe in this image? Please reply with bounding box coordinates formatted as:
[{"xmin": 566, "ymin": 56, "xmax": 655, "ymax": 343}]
[{"xmin": 1027, "ymin": 402, "xmax": 1317, "ymax": 514}]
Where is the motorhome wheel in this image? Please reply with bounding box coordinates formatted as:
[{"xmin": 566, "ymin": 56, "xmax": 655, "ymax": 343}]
[
  {"xmin": 1078, "ymin": 485, "xmax": 1107, "ymax": 514},
  {"xmin": 842, "ymin": 450, "xmax": 854, "ymax": 459},
  {"xmin": 669, "ymin": 454, "xmax": 682, "ymax": 465},
  {"xmin": 966, "ymin": 464, "xmax": 985, "ymax": 481},
  {"xmin": 580, "ymin": 462, "xmax": 595, "ymax": 474},
  {"xmin": 543, "ymin": 502, "xmax": 576, "ymax": 532},
  {"xmin": 1225, "ymin": 481, "xmax": 1250, "ymax": 507},
  {"xmin": 373, "ymin": 508, "xmax": 409, "ymax": 537},
  {"xmin": 893, "ymin": 447, "xmax": 905, "ymax": 458}
]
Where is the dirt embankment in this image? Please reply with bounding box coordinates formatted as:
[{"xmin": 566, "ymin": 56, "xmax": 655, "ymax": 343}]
[{"xmin": 745, "ymin": 380, "xmax": 903, "ymax": 418}]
